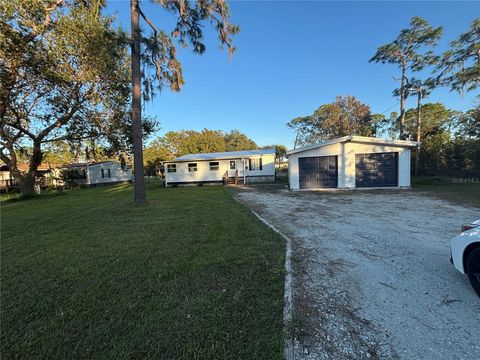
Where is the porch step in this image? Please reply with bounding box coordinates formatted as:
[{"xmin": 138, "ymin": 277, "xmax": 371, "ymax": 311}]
[{"xmin": 225, "ymin": 177, "xmax": 244, "ymax": 185}]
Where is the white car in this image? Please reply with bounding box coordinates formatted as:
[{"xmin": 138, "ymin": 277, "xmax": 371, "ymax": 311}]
[{"xmin": 450, "ymin": 220, "xmax": 480, "ymax": 297}]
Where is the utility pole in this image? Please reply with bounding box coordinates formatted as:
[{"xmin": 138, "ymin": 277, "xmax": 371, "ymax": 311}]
[
  {"xmin": 130, "ymin": 0, "xmax": 146, "ymax": 205},
  {"xmin": 415, "ymin": 86, "xmax": 423, "ymax": 176},
  {"xmin": 399, "ymin": 61, "xmax": 406, "ymax": 140}
]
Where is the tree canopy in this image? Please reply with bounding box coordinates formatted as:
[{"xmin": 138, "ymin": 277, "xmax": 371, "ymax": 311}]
[
  {"xmin": 369, "ymin": 17, "xmax": 443, "ymax": 71},
  {"xmin": 287, "ymin": 96, "xmax": 375, "ymax": 146},
  {"xmin": 435, "ymin": 18, "xmax": 480, "ymax": 93},
  {"xmin": 224, "ymin": 130, "xmax": 258, "ymax": 152},
  {"xmin": 143, "ymin": 129, "xmax": 258, "ymax": 172},
  {"xmin": 455, "ymin": 105, "xmax": 480, "ymax": 139},
  {"xmin": 0, "ymin": 0, "xmax": 155, "ymax": 194},
  {"xmin": 404, "ymin": 103, "xmax": 456, "ymax": 140},
  {"xmin": 370, "ymin": 16, "xmax": 443, "ymax": 139}
]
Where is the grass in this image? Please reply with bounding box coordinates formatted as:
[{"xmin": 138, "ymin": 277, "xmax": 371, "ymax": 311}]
[
  {"xmin": 412, "ymin": 176, "xmax": 480, "ymax": 208},
  {"xmin": 1, "ymin": 184, "xmax": 285, "ymax": 359}
]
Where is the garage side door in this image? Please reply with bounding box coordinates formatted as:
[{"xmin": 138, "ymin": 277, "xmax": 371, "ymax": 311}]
[
  {"xmin": 355, "ymin": 152, "xmax": 398, "ymax": 187},
  {"xmin": 299, "ymin": 156, "xmax": 338, "ymax": 189}
]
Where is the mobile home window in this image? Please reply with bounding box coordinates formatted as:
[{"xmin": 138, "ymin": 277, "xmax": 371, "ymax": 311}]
[
  {"xmin": 188, "ymin": 163, "xmax": 198, "ymax": 172},
  {"xmin": 167, "ymin": 164, "xmax": 176, "ymax": 173},
  {"xmin": 101, "ymin": 169, "xmax": 111, "ymax": 178},
  {"xmin": 209, "ymin": 162, "xmax": 219, "ymax": 171},
  {"xmin": 76, "ymin": 168, "xmax": 86, "ymax": 179},
  {"xmin": 248, "ymin": 158, "xmax": 263, "ymax": 171},
  {"xmin": 229, "ymin": 161, "xmax": 236, "ymax": 170}
]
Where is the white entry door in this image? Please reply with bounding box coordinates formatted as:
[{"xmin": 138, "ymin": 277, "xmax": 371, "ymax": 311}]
[{"xmin": 228, "ymin": 160, "xmax": 238, "ymax": 177}]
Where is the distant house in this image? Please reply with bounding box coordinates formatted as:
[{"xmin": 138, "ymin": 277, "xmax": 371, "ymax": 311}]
[
  {"xmin": 63, "ymin": 161, "xmax": 133, "ymax": 186},
  {"xmin": 164, "ymin": 149, "xmax": 276, "ymax": 187},
  {"xmin": 287, "ymin": 136, "xmax": 417, "ymax": 190},
  {"xmin": 0, "ymin": 163, "xmax": 60, "ymax": 191}
]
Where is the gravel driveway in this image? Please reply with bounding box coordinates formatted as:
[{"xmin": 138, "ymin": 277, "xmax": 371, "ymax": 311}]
[{"xmin": 235, "ymin": 188, "xmax": 480, "ymax": 360}]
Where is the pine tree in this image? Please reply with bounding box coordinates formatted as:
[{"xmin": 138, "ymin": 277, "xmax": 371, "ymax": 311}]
[
  {"xmin": 370, "ymin": 17, "xmax": 442, "ymax": 140},
  {"xmin": 129, "ymin": 0, "xmax": 239, "ymax": 204}
]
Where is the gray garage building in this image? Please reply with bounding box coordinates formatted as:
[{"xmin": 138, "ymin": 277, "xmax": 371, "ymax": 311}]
[{"xmin": 287, "ymin": 136, "xmax": 417, "ymax": 190}]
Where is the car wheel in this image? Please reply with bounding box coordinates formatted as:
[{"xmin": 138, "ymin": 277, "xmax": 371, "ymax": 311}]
[{"xmin": 466, "ymin": 247, "xmax": 480, "ymax": 297}]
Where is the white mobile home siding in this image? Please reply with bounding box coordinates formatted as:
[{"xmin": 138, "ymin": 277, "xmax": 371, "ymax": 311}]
[
  {"xmin": 165, "ymin": 154, "xmax": 275, "ymax": 186},
  {"xmin": 288, "ymin": 142, "xmax": 411, "ymax": 190},
  {"xmin": 165, "ymin": 159, "xmax": 234, "ymax": 185},
  {"xmin": 87, "ymin": 162, "xmax": 133, "ymax": 185},
  {"xmin": 246, "ymin": 154, "xmax": 276, "ymax": 182}
]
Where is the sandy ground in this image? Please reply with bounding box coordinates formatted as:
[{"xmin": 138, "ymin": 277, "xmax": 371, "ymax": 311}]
[{"xmin": 235, "ymin": 188, "xmax": 480, "ymax": 360}]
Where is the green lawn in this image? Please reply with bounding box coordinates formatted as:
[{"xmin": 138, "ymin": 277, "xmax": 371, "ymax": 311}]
[
  {"xmin": 412, "ymin": 176, "xmax": 480, "ymax": 208},
  {"xmin": 1, "ymin": 185, "xmax": 285, "ymax": 359}
]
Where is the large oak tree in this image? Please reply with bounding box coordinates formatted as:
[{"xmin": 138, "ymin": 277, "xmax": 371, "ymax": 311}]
[
  {"xmin": 0, "ymin": 0, "xmax": 144, "ymax": 195},
  {"xmin": 287, "ymin": 96, "xmax": 375, "ymax": 146}
]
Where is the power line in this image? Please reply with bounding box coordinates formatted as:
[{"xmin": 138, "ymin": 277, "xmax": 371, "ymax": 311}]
[{"xmin": 379, "ymin": 102, "xmax": 400, "ymax": 115}]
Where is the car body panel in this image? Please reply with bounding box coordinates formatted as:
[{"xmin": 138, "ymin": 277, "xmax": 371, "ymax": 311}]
[{"xmin": 450, "ymin": 221, "xmax": 480, "ymax": 274}]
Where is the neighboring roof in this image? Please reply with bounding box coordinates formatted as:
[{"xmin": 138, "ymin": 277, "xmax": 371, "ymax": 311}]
[
  {"xmin": 63, "ymin": 161, "xmax": 115, "ymax": 168},
  {"xmin": 166, "ymin": 149, "xmax": 275, "ymax": 163},
  {"xmin": 287, "ymin": 136, "xmax": 418, "ymax": 155},
  {"xmin": 0, "ymin": 163, "xmax": 57, "ymax": 172}
]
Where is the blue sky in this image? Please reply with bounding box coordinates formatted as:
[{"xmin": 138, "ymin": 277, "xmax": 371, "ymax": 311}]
[{"xmin": 106, "ymin": 1, "xmax": 479, "ymax": 148}]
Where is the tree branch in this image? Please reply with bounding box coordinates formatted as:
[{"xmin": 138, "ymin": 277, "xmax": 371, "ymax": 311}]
[
  {"xmin": 3, "ymin": 120, "xmax": 37, "ymax": 140},
  {"xmin": 43, "ymin": 135, "xmax": 92, "ymax": 143},
  {"xmin": 37, "ymin": 85, "xmax": 92, "ymax": 141},
  {"xmin": 44, "ymin": 0, "xmax": 64, "ymax": 29},
  {"xmin": 138, "ymin": 4, "xmax": 158, "ymax": 36}
]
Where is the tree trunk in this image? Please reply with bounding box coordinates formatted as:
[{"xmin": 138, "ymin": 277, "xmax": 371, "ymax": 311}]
[
  {"xmin": 131, "ymin": 0, "xmax": 146, "ymax": 205},
  {"xmin": 415, "ymin": 90, "xmax": 422, "ymax": 175},
  {"xmin": 19, "ymin": 173, "xmax": 36, "ymax": 195},
  {"xmin": 399, "ymin": 62, "xmax": 406, "ymax": 140},
  {"xmin": 15, "ymin": 140, "xmax": 43, "ymax": 195}
]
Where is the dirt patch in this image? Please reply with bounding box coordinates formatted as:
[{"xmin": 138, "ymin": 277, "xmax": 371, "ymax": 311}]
[{"xmin": 235, "ymin": 189, "xmax": 480, "ymax": 360}]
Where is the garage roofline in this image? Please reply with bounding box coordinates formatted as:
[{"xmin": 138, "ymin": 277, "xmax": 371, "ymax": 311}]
[{"xmin": 287, "ymin": 136, "xmax": 418, "ymax": 155}]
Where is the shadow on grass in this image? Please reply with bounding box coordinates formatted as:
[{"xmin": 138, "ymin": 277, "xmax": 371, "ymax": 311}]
[
  {"xmin": 1, "ymin": 191, "xmax": 67, "ymax": 203},
  {"xmin": 103, "ymin": 183, "xmax": 133, "ymax": 193}
]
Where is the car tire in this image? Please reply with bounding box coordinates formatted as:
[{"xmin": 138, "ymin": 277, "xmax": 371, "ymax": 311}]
[{"xmin": 466, "ymin": 247, "xmax": 480, "ymax": 297}]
